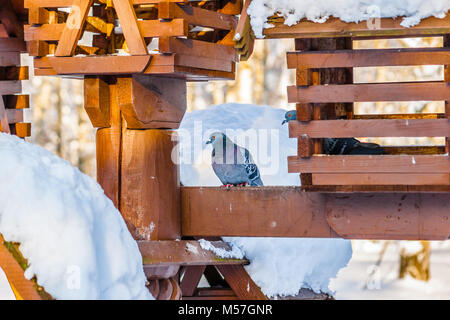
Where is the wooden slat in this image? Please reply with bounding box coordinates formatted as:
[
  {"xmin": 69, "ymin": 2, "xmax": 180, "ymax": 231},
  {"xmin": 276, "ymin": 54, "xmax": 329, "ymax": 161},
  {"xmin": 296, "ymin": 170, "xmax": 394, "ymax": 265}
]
[
  {"xmin": 159, "ymin": 37, "xmax": 238, "ymax": 62},
  {"xmin": 383, "ymin": 146, "xmax": 446, "ymax": 155},
  {"xmin": 112, "ymin": 0, "xmax": 147, "ymax": 55},
  {"xmin": 264, "ymin": 15, "xmax": 450, "ymax": 39},
  {"xmin": 288, "ymin": 155, "xmax": 450, "ymax": 174},
  {"xmin": 288, "ymin": 82, "xmax": 450, "ymax": 103},
  {"xmin": 312, "ymin": 173, "xmax": 450, "ymax": 186},
  {"xmin": 25, "ymin": 20, "xmax": 188, "ymax": 41},
  {"xmin": 158, "ymin": 2, "xmax": 237, "ymax": 30},
  {"xmin": 24, "ymin": 0, "xmax": 210, "ymax": 7},
  {"xmin": 354, "ymin": 113, "xmax": 444, "ymax": 120},
  {"xmin": 181, "ymin": 187, "xmax": 450, "ymax": 240},
  {"xmin": 139, "ymin": 19, "xmax": 188, "ymax": 38},
  {"xmin": 216, "ymin": 265, "xmax": 267, "ymax": 300},
  {"xmin": 11, "ymin": 123, "xmax": 31, "ymax": 138},
  {"xmin": 54, "ymin": 0, "xmax": 93, "ymax": 56},
  {"xmin": 138, "ymin": 240, "xmax": 248, "ymax": 266},
  {"xmin": 3, "ymin": 95, "xmax": 30, "ymax": 109},
  {"xmin": 180, "ymin": 266, "xmax": 206, "ymax": 297},
  {"xmin": 289, "ymin": 119, "xmax": 450, "ymax": 138},
  {"xmin": 47, "ymin": 55, "xmax": 151, "ymax": 74},
  {"xmin": 0, "ymin": 235, "xmax": 42, "ymax": 300},
  {"xmin": 0, "ymin": 97, "xmax": 10, "ymax": 133},
  {"xmin": 287, "ymin": 47, "xmax": 450, "ymax": 69}
]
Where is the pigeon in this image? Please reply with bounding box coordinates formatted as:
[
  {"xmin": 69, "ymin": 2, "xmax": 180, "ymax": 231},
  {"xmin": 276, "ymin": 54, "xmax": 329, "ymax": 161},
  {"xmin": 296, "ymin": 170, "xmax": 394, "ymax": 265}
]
[
  {"xmin": 206, "ymin": 132, "xmax": 263, "ymax": 187},
  {"xmin": 282, "ymin": 110, "xmax": 386, "ymax": 155}
]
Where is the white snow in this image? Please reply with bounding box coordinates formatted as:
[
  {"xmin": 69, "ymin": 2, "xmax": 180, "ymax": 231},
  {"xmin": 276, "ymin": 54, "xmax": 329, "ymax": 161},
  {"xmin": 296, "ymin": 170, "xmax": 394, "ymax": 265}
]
[
  {"xmin": 178, "ymin": 103, "xmax": 352, "ymax": 298},
  {"xmin": 198, "ymin": 239, "xmax": 245, "ymax": 260},
  {"xmin": 0, "ymin": 133, "xmax": 152, "ymax": 300},
  {"xmin": 248, "ymin": 0, "xmax": 450, "ymax": 38}
]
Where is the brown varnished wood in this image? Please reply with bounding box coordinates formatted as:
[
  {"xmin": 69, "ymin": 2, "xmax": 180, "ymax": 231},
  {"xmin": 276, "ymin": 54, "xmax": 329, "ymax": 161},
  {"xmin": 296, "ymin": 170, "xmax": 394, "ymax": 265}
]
[{"xmin": 117, "ymin": 75, "xmax": 186, "ymax": 129}]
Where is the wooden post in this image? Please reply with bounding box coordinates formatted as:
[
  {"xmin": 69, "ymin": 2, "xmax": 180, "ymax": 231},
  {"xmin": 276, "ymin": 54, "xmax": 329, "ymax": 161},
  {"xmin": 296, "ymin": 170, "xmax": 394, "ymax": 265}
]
[
  {"xmin": 84, "ymin": 74, "xmax": 186, "ymax": 299},
  {"xmin": 444, "ymin": 35, "xmax": 449, "ymax": 154}
]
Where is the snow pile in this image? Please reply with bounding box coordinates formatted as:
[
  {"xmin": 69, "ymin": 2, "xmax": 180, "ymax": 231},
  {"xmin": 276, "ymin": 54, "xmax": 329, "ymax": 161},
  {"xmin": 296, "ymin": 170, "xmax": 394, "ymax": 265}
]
[
  {"xmin": 178, "ymin": 103, "xmax": 352, "ymax": 297},
  {"xmin": 248, "ymin": 0, "xmax": 450, "ymax": 38},
  {"xmin": 0, "ymin": 133, "xmax": 152, "ymax": 300},
  {"xmin": 198, "ymin": 239, "xmax": 245, "ymax": 259}
]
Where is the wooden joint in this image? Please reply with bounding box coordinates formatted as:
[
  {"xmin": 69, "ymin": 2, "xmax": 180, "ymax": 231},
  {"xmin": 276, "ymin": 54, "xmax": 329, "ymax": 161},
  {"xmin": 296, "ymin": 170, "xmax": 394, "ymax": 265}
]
[
  {"xmin": 84, "ymin": 76, "xmax": 111, "ymax": 128},
  {"xmin": 298, "ymin": 134, "xmax": 313, "ymax": 158}
]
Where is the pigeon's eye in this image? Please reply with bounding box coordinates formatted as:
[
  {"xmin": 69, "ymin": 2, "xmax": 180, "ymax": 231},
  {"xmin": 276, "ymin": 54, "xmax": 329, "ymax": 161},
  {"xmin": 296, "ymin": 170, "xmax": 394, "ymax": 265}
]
[{"xmin": 288, "ymin": 114, "xmax": 291, "ymax": 118}]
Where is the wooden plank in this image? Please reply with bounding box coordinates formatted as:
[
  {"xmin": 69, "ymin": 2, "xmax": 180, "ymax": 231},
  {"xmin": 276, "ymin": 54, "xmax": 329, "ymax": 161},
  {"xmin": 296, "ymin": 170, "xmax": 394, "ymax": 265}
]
[
  {"xmin": 159, "ymin": 37, "xmax": 238, "ymax": 62},
  {"xmin": 138, "ymin": 240, "xmax": 248, "ymax": 266},
  {"xmin": 289, "ymin": 119, "xmax": 450, "ymax": 138},
  {"xmin": 120, "ymin": 129, "xmax": 180, "ymax": 240},
  {"xmin": 117, "ymin": 75, "xmax": 186, "ymax": 129},
  {"xmin": 24, "ymin": 0, "xmax": 211, "ymax": 7},
  {"xmin": 264, "ymin": 15, "xmax": 450, "ymax": 39},
  {"xmin": 312, "ymin": 173, "xmax": 450, "ymax": 186},
  {"xmin": 54, "ymin": 0, "xmax": 93, "ymax": 56},
  {"xmin": 180, "ymin": 265, "xmax": 206, "ymax": 297},
  {"xmin": 288, "ymin": 155, "xmax": 450, "ymax": 174},
  {"xmin": 112, "ymin": 0, "xmax": 147, "ymax": 55},
  {"xmin": 158, "ymin": 2, "xmax": 237, "ymax": 30},
  {"xmin": 0, "ymin": 97, "xmax": 10, "ymax": 133},
  {"xmin": 84, "ymin": 76, "xmax": 110, "ymax": 128},
  {"xmin": 47, "ymin": 55, "xmax": 151, "ymax": 74},
  {"xmin": 0, "ymin": 235, "xmax": 42, "ymax": 300},
  {"xmin": 11, "ymin": 123, "xmax": 31, "ymax": 138},
  {"xmin": 216, "ymin": 265, "xmax": 267, "ymax": 300},
  {"xmin": 354, "ymin": 113, "xmax": 444, "ymax": 120},
  {"xmin": 288, "ymin": 82, "xmax": 450, "ymax": 103},
  {"xmin": 138, "ymin": 19, "xmax": 188, "ymax": 38},
  {"xmin": 181, "ymin": 187, "xmax": 450, "ymax": 240},
  {"xmin": 24, "ymin": 24, "xmax": 64, "ymax": 41},
  {"xmin": 287, "ymin": 47, "xmax": 450, "ymax": 69},
  {"xmin": 3, "ymin": 95, "xmax": 30, "ymax": 109},
  {"xmin": 175, "ymin": 53, "xmax": 233, "ymax": 72},
  {"xmin": 383, "ymin": 146, "xmax": 446, "ymax": 155},
  {"xmin": 0, "ymin": 66, "xmax": 29, "ymax": 81},
  {"xmin": 181, "ymin": 187, "xmax": 336, "ymax": 238}
]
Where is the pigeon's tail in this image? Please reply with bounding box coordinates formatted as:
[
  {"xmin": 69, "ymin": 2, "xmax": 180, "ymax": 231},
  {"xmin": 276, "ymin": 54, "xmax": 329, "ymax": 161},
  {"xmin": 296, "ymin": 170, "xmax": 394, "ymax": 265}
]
[
  {"xmin": 250, "ymin": 176, "xmax": 264, "ymax": 187},
  {"xmin": 348, "ymin": 142, "xmax": 386, "ymax": 155}
]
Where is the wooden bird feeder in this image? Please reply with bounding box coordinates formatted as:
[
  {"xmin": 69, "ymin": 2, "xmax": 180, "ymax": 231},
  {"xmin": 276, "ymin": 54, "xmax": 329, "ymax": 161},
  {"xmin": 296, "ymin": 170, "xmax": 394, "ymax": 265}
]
[{"xmin": 0, "ymin": 0, "xmax": 449, "ymax": 301}]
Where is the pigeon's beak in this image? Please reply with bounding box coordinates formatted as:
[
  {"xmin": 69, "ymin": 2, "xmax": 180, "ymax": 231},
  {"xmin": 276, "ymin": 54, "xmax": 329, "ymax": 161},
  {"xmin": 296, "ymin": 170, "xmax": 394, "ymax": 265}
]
[
  {"xmin": 281, "ymin": 119, "xmax": 287, "ymax": 125},
  {"xmin": 205, "ymin": 139, "xmax": 212, "ymax": 145}
]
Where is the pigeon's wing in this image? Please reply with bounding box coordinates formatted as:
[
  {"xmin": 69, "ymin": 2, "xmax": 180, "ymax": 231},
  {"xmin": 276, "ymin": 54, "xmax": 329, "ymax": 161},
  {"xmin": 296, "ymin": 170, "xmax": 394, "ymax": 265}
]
[
  {"xmin": 324, "ymin": 138, "xmax": 360, "ymax": 155},
  {"xmin": 240, "ymin": 147, "xmax": 263, "ymax": 186}
]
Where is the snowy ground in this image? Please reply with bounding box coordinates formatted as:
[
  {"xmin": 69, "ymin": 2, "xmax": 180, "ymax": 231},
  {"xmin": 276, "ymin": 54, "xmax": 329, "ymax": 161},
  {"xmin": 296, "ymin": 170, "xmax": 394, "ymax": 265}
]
[{"xmin": 331, "ymin": 240, "xmax": 450, "ymax": 300}]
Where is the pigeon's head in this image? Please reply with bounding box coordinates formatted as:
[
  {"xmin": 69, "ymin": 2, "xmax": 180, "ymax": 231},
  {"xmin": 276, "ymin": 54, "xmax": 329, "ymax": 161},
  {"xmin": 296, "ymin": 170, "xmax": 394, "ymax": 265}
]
[
  {"xmin": 282, "ymin": 110, "xmax": 297, "ymax": 125},
  {"xmin": 206, "ymin": 132, "xmax": 226, "ymax": 146}
]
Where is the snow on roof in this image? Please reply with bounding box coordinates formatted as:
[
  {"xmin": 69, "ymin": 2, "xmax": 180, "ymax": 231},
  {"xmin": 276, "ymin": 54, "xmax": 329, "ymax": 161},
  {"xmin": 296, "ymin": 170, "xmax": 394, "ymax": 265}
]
[
  {"xmin": 178, "ymin": 103, "xmax": 352, "ymax": 297},
  {"xmin": 248, "ymin": 0, "xmax": 450, "ymax": 38},
  {"xmin": 0, "ymin": 133, "xmax": 152, "ymax": 300}
]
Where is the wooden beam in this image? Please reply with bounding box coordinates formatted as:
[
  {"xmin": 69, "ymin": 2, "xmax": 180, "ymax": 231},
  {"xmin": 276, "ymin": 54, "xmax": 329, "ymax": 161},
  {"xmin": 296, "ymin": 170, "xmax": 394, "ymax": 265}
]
[
  {"xmin": 158, "ymin": 2, "xmax": 237, "ymax": 30},
  {"xmin": 47, "ymin": 56, "xmax": 151, "ymax": 74},
  {"xmin": 288, "ymin": 155, "xmax": 450, "ymax": 174},
  {"xmin": 312, "ymin": 173, "xmax": 450, "ymax": 186},
  {"xmin": 264, "ymin": 15, "xmax": 450, "ymax": 39},
  {"xmin": 180, "ymin": 265, "xmax": 205, "ymax": 297},
  {"xmin": 112, "ymin": 0, "xmax": 147, "ymax": 55},
  {"xmin": 54, "ymin": 0, "xmax": 93, "ymax": 56},
  {"xmin": 287, "ymin": 82, "xmax": 450, "ymax": 103},
  {"xmin": 289, "ymin": 119, "xmax": 450, "ymax": 138},
  {"xmin": 287, "ymin": 47, "xmax": 450, "ymax": 69},
  {"xmin": 0, "ymin": 97, "xmax": 10, "ymax": 133},
  {"xmin": 138, "ymin": 240, "xmax": 248, "ymax": 266},
  {"xmin": 216, "ymin": 265, "xmax": 267, "ymax": 300},
  {"xmin": 0, "ymin": 81, "xmax": 21, "ymax": 95},
  {"xmin": 181, "ymin": 187, "xmax": 450, "ymax": 240}
]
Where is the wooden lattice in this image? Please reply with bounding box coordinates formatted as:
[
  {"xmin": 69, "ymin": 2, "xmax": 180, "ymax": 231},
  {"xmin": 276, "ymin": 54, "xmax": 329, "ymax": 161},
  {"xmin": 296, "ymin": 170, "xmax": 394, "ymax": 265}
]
[
  {"xmin": 24, "ymin": 0, "xmax": 240, "ymax": 80},
  {"xmin": 282, "ymin": 21, "xmax": 450, "ymax": 192}
]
